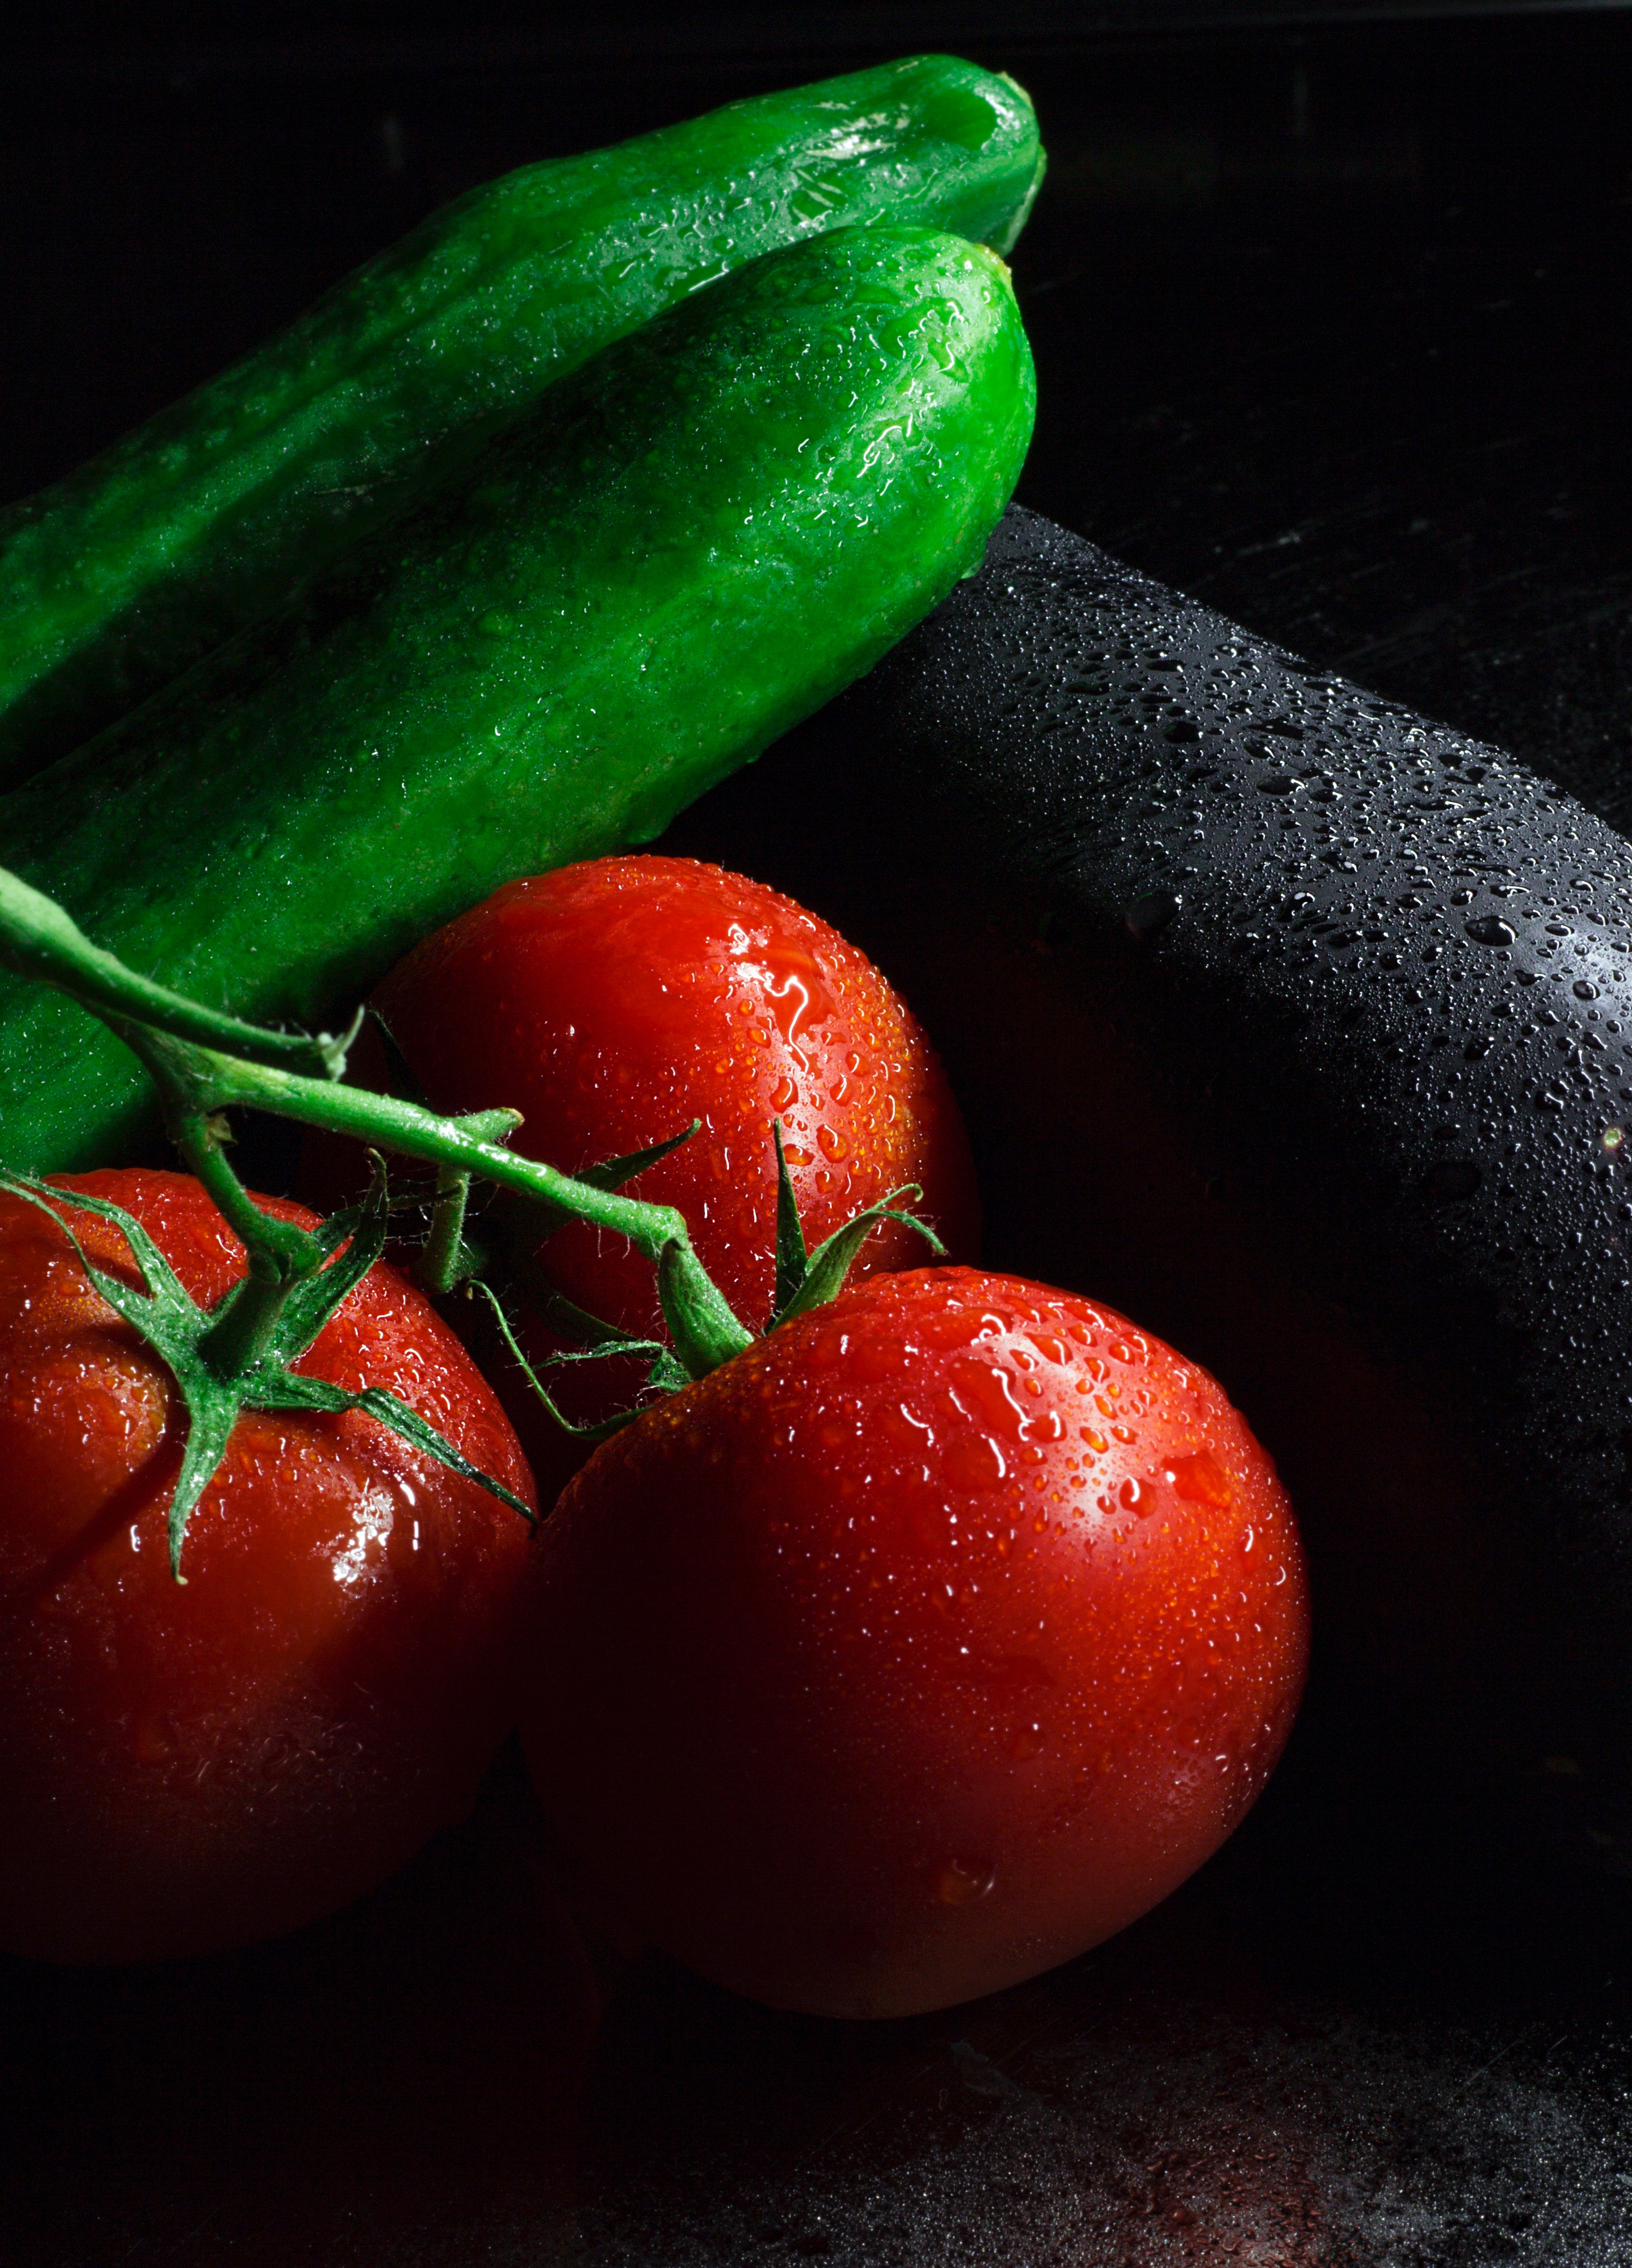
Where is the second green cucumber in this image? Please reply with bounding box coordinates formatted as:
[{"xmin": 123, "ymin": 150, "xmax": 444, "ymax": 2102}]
[
  {"xmin": 0, "ymin": 57, "xmax": 1042, "ymax": 787},
  {"xmin": 0, "ymin": 224, "xmax": 1035, "ymax": 1174}
]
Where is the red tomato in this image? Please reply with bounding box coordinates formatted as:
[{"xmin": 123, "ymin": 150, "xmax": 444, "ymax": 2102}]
[
  {"xmin": 0, "ymin": 1170, "xmax": 537, "ymax": 1965},
  {"xmin": 363, "ymin": 855, "xmax": 979, "ymax": 1478},
  {"xmin": 516, "ymin": 1266, "xmax": 1309, "ymax": 2020}
]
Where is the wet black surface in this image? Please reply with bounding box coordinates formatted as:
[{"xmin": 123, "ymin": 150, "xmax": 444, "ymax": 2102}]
[{"xmin": 6, "ymin": 9, "xmax": 1632, "ymax": 2264}]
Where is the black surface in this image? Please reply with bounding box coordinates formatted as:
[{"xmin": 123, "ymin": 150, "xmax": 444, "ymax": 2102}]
[{"xmin": 6, "ymin": 10, "xmax": 1632, "ymax": 2264}]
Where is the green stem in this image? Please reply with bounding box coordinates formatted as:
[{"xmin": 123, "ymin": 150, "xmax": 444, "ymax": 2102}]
[
  {"xmin": 0, "ymin": 867, "xmax": 355, "ymax": 1076},
  {"xmin": 0, "ymin": 866, "xmax": 744, "ymax": 1381},
  {"xmin": 237, "ymin": 1046, "xmax": 685, "ymax": 1256},
  {"xmin": 658, "ymin": 1237, "xmax": 756, "ymax": 1375},
  {"xmin": 169, "ymin": 1107, "xmax": 327, "ymax": 1378},
  {"xmin": 108, "ymin": 1009, "xmax": 667, "ymax": 1253},
  {"xmin": 0, "ymin": 862, "xmax": 932, "ymax": 1410},
  {"xmin": 171, "ymin": 1106, "xmax": 321, "ymax": 1275},
  {"xmin": 421, "ymin": 1170, "xmax": 475, "ymax": 1294},
  {"xmin": 417, "ymin": 1110, "xmax": 522, "ymax": 1295}
]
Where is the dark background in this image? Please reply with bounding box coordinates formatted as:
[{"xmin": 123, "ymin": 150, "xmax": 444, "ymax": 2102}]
[{"xmin": 6, "ymin": 6, "xmax": 1632, "ymax": 2262}]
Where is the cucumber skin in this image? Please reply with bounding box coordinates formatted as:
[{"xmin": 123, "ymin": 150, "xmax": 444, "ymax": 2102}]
[
  {"xmin": 0, "ymin": 58, "xmax": 1041, "ymax": 790},
  {"xmin": 0, "ymin": 227, "xmax": 1034, "ymax": 1176},
  {"xmin": 668, "ymin": 504, "xmax": 1632, "ymax": 1871}
]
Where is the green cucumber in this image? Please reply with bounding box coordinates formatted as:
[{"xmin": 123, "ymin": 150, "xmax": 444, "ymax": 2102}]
[
  {"xmin": 0, "ymin": 224, "xmax": 1035, "ymax": 1175},
  {"xmin": 0, "ymin": 57, "xmax": 1042, "ymax": 789}
]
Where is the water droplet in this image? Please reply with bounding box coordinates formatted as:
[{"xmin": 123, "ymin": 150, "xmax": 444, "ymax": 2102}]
[
  {"xmin": 1466, "ymin": 915, "xmax": 1517, "ymax": 947},
  {"xmin": 1421, "ymin": 1159, "xmax": 1482, "ymax": 1202},
  {"xmin": 1125, "ymin": 890, "xmax": 1181, "ymax": 940},
  {"xmin": 945, "ymin": 1433, "xmax": 1006, "ymax": 1489},
  {"xmin": 1168, "ymin": 1451, "xmax": 1233, "ymax": 1507},
  {"xmin": 935, "ymin": 1857, "xmax": 996, "ymax": 1905}
]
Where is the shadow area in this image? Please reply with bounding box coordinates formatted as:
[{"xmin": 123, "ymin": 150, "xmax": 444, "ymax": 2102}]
[{"xmin": 1, "ymin": 1740, "xmax": 597, "ymax": 2268}]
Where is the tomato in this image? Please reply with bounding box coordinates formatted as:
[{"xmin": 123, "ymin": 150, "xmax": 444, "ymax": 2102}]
[
  {"xmin": 0, "ymin": 1170, "xmax": 538, "ymax": 1965},
  {"xmin": 515, "ymin": 1266, "xmax": 1309, "ymax": 2020},
  {"xmin": 361, "ymin": 855, "xmax": 980, "ymax": 1477}
]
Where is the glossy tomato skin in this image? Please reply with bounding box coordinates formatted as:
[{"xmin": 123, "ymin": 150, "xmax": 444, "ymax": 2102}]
[
  {"xmin": 362, "ymin": 858, "xmax": 979, "ymax": 1477},
  {"xmin": 0, "ymin": 1170, "xmax": 538, "ymax": 1965},
  {"xmin": 516, "ymin": 1266, "xmax": 1308, "ymax": 2020}
]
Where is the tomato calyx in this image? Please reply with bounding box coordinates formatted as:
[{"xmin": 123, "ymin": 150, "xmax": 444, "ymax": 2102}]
[
  {"xmin": 471, "ymin": 1118, "xmax": 946, "ymax": 1439},
  {"xmin": 763, "ymin": 1119, "xmax": 945, "ymax": 1332},
  {"xmin": 1, "ymin": 1162, "xmax": 534, "ymax": 1577}
]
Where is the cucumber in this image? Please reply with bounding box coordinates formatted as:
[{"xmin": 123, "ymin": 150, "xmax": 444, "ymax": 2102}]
[
  {"xmin": 0, "ymin": 56, "xmax": 1041, "ymax": 788},
  {"xmin": 664, "ymin": 503, "xmax": 1632, "ymax": 1872},
  {"xmin": 0, "ymin": 227, "xmax": 1034, "ymax": 1177}
]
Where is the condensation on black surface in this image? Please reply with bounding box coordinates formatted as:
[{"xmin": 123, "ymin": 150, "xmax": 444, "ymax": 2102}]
[{"xmin": 571, "ymin": 1974, "xmax": 1632, "ymax": 2268}]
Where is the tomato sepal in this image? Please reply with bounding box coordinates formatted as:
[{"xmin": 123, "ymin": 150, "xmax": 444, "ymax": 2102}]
[
  {"xmin": 766, "ymin": 1120, "xmax": 946, "ymax": 1331},
  {"xmin": 524, "ymin": 1125, "xmax": 702, "ymax": 1233},
  {"xmin": 482, "ymin": 1126, "xmax": 958, "ymax": 1446},
  {"xmin": 468, "ymin": 1277, "xmax": 687, "ymax": 1440},
  {"xmin": 771, "ymin": 1116, "xmax": 809, "ymax": 1316},
  {"xmin": 246, "ymin": 1368, "xmax": 537, "ymax": 1521},
  {"xmin": 766, "ymin": 1151, "xmax": 947, "ymax": 1335},
  {"xmin": 0, "ymin": 1165, "xmax": 534, "ymax": 1575}
]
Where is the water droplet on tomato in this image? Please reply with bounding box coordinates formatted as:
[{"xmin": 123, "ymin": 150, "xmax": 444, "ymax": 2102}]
[
  {"xmin": 1168, "ymin": 1450, "xmax": 1233, "ymax": 1507},
  {"xmin": 935, "ymin": 1857, "xmax": 996, "ymax": 1904},
  {"xmin": 1025, "ymin": 1332, "xmax": 1071, "ymax": 1366},
  {"xmin": 945, "ymin": 1432, "xmax": 1006, "ymax": 1489}
]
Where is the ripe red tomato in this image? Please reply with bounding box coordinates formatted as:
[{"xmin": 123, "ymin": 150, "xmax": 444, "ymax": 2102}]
[
  {"xmin": 364, "ymin": 854, "xmax": 980, "ymax": 1474},
  {"xmin": 516, "ymin": 1266, "xmax": 1309, "ymax": 2020},
  {"xmin": 0, "ymin": 1170, "xmax": 537, "ymax": 1965}
]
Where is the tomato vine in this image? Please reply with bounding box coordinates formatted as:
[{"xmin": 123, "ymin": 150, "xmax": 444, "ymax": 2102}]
[{"xmin": 0, "ymin": 859, "xmax": 939, "ymax": 1569}]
